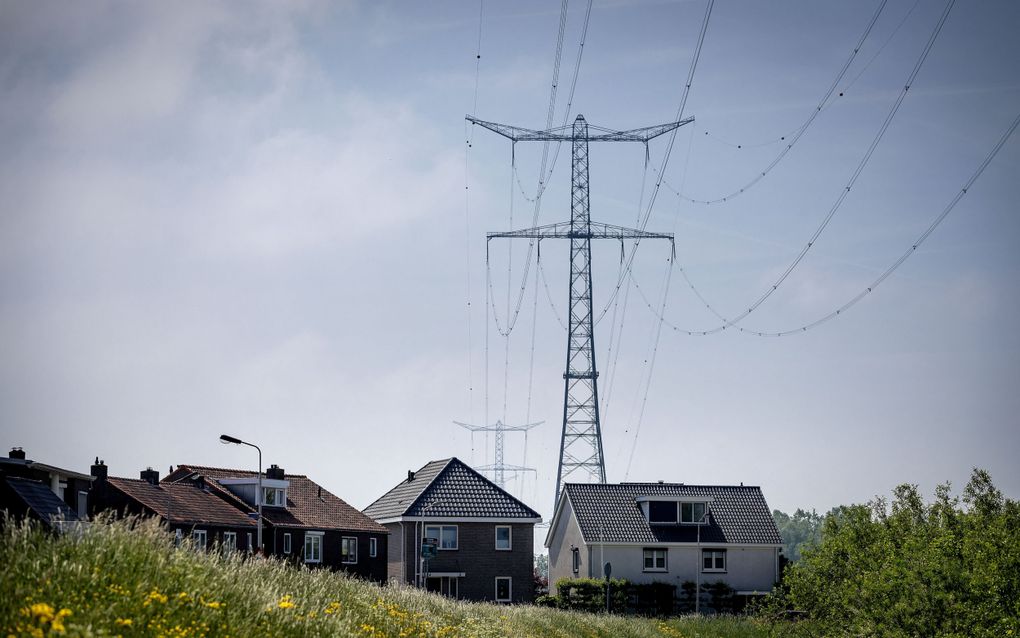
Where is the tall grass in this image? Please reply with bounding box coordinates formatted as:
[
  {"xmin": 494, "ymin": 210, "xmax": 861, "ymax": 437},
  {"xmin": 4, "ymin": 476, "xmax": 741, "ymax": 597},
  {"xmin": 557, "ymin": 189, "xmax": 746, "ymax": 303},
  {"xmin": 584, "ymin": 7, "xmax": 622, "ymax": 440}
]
[{"xmin": 1, "ymin": 516, "xmax": 773, "ymax": 637}]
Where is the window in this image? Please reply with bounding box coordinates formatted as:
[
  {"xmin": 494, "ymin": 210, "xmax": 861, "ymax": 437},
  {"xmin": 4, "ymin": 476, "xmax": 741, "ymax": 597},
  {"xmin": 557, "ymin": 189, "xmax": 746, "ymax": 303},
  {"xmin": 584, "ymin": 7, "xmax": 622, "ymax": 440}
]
[
  {"xmin": 77, "ymin": 491, "xmax": 88, "ymax": 520},
  {"xmin": 495, "ymin": 526, "xmax": 512, "ymax": 551},
  {"xmin": 247, "ymin": 533, "xmax": 253, "ymax": 552},
  {"xmin": 702, "ymin": 549, "xmax": 726, "ymax": 572},
  {"xmin": 495, "ymin": 577, "xmax": 512, "ymax": 603},
  {"xmin": 571, "ymin": 547, "xmax": 580, "ymax": 574},
  {"xmin": 369, "ymin": 537, "xmax": 377, "ymax": 558},
  {"xmin": 424, "ymin": 525, "xmax": 458, "ymax": 550},
  {"xmin": 174, "ymin": 529, "xmax": 183, "ymax": 547},
  {"xmin": 223, "ymin": 532, "xmax": 237, "ymax": 553},
  {"xmin": 262, "ymin": 487, "xmax": 286, "ymax": 507},
  {"xmin": 643, "ymin": 548, "xmax": 667, "ymax": 572},
  {"xmin": 283, "ymin": 533, "xmax": 292, "ymax": 554},
  {"xmin": 341, "ymin": 537, "xmax": 358, "ymax": 564},
  {"xmin": 193, "ymin": 529, "xmax": 207, "ymax": 549},
  {"xmin": 648, "ymin": 501, "xmax": 678, "ymax": 524},
  {"xmin": 681, "ymin": 502, "xmax": 708, "ymax": 524},
  {"xmin": 305, "ymin": 532, "xmax": 323, "ymax": 563}
]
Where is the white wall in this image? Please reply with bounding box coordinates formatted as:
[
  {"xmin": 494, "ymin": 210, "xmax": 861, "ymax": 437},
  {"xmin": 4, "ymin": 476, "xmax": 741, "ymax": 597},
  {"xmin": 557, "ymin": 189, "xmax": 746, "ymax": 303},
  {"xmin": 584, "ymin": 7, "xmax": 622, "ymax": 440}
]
[
  {"xmin": 579, "ymin": 544, "xmax": 778, "ymax": 592},
  {"xmin": 547, "ymin": 498, "xmax": 590, "ymax": 593}
]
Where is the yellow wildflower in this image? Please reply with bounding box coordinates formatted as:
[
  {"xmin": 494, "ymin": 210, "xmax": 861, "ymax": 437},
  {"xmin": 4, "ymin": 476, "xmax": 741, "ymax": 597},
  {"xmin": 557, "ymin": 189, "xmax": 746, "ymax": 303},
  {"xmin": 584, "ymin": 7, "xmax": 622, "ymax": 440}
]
[
  {"xmin": 202, "ymin": 600, "xmax": 222, "ymax": 610},
  {"xmin": 115, "ymin": 618, "xmax": 133, "ymax": 627},
  {"xmin": 277, "ymin": 595, "xmax": 296, "ymax": 610},
  {"xmin": 324, "ymin": 601, "xmax": 341, "ymax": 615}
]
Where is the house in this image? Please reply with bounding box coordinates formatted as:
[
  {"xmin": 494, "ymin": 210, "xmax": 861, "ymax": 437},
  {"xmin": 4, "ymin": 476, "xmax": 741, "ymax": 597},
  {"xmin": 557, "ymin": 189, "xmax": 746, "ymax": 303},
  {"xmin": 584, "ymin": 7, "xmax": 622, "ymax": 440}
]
[
  {"xmin": 89, "ymin": 460, "xmax": 258, "ymax": 551},
  {"xmin": 546, "ymin": 482, "xmax": 782, "ymax": 598},
  {"xmin": 363, "ymin": 457, "xmax": 542, "ymax": 603},
  {"xmin": 164, "ymin": 464, "xmax": 390, "ymax": 582},
  {"xmin": 0, "ymin": 447, "xmax": 92, "ymax": 531}
]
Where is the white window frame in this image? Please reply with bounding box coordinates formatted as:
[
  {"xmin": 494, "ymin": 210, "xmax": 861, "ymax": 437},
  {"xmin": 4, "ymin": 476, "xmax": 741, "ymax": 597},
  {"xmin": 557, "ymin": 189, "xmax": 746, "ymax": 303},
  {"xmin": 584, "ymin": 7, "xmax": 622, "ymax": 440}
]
[
  {"xmin": 283, "ymin": 533, "xmax": 292, "ymax": 554},
  {"xmin": 495, "ymin": 525, "xmax": 512, "ymax": 551},
  {"xmin": 305, "ymin": 531, "xmax": 324, "ymax": 564},
  {"xmin": 77, "ymin": 490, "xmax": 88, "ymax": 520},
  {"xmin": 702, "ymin": 549, "xmax": 726, "ymax": 573},
  {"xmin": 642, "ymin": 548, "xmax": 668, "ymax": 572},
  {"xmin": 193, "ymin": 529, "xmax": 207, "ymax": 549},
  {"xmin": 174, "ymin": 529, "xmax": 183, "ymax": 546},
  {"xmin": 424, "ymin": 524, "xmax": 458, "ymax": 550},
  {"xmin": 369, "ymin": 537, "xmax": 377, "ymax": 558},
  {"xmin": 494, "ymin": 577, "xmax": 512, "ymax": 603},
  {"xmin": 681, "ymin": 502, "xmax": 708, "ymax": 524},
  {"xmin": 261, "ymin": 486, "xmax": 287, "ymax": 507},
  {"xmin": 571, "ymin": 547, "xmax": 580, "ymax": 574},
  {"xmin": 247, "ymin": 533, "xmax": 253, "ymax": 552},
  {"xmin": 341, "ymin": 536, "xmax": 358, "ymax": 564},
  {"xmin": 222, "ymin": 531, "xmax": 237, "ymax": 553}
]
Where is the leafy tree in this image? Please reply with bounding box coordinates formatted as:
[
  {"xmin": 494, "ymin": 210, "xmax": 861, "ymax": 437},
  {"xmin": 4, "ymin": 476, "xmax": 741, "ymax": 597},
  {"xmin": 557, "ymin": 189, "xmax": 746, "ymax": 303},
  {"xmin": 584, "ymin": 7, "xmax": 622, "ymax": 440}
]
[
  {"xmin": 772, "ymin": 508, "xmax": 824, "ymax": 561},
  {"xmin": 763, "ymin": 469, "xmax": 1020, "ymax": 638}
]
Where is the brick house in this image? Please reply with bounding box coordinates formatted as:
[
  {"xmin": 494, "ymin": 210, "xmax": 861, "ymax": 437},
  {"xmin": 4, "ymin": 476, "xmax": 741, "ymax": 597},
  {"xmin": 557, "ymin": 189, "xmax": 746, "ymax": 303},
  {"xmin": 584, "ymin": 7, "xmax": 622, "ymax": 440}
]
[
  {"xmin": 165, "ymin": 464, "xmax": 389, "ymax": 582},
  {"xmin": 546, "ymin": 482, "xmax": 783, "ymax": 599},
  {"xmin": 0, "ymin": 447, "xmax": 92, "ymax": 531},
  {"xmin": 89, "ymin": 460, "xmax": 258, "ymax": 551},
  {"xmin": 364, "ymin": 457, "xmax": 542, "ymax": 603}
]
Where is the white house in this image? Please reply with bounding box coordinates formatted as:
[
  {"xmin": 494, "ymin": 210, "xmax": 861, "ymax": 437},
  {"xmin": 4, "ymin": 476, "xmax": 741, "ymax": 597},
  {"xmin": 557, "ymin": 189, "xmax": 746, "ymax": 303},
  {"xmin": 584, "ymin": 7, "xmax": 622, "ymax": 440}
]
[{"xmin": 545, "ymin": 482, "xmax": 783, "ymax": 597}]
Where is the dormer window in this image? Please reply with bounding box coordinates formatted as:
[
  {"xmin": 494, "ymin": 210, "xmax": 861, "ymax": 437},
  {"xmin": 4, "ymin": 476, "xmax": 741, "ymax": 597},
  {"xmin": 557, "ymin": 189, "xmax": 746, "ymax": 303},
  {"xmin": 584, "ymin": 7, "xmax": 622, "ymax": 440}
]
[
  {"xmin": 262, "ymin": 487, "xmax": 286, "ymax": 507},
  {"xmin": 637, "ymin": 496, "xmax": 711, "ymax": 525},
  {"xmin": 219, "ymin": 477, "xmax": 289, "ymax": 509}
]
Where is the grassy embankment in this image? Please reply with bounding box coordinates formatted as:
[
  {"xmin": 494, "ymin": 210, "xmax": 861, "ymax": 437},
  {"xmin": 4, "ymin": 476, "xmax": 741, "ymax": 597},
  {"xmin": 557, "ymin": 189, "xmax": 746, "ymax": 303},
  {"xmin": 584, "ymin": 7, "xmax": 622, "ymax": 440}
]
[{"xmin": 1, "ymin": 517, "xmax": 776, "ymax": 638}]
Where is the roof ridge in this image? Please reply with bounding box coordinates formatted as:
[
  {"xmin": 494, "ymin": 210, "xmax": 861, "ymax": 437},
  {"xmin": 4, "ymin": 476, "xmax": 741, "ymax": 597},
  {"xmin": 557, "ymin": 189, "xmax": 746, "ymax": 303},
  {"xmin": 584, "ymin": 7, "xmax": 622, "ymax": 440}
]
[{"xmin": 175, "ymin": 464, "xmax": 309, "ymax": 478}]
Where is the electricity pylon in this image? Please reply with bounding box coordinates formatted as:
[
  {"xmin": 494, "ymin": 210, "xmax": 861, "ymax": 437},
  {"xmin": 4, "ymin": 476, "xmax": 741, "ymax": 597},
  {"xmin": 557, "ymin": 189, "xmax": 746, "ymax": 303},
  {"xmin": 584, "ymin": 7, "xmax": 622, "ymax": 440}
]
[
  {"xmin": 453, "ymin": 419, "xmax": 542, "ymax": 489},
  {"xmin": 468, "ymin": 113, "xmax": 692, "ymax": 508}
]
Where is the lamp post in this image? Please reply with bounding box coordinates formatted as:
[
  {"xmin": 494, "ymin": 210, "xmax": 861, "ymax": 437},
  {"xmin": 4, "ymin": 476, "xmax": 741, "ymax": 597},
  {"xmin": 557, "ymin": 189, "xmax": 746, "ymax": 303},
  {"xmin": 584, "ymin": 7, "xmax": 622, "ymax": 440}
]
[{"xmin": 219, "ymin": 434, "xmax": 262, "ymax": 552}]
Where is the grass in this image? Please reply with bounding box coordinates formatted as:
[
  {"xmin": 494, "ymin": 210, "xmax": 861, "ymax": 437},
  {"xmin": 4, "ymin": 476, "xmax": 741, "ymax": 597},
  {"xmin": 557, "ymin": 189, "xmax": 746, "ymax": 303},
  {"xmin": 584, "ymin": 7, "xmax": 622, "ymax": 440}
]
[{"xmin": 1, "ymin": 516, "xmax": 779, "ymax": 638}]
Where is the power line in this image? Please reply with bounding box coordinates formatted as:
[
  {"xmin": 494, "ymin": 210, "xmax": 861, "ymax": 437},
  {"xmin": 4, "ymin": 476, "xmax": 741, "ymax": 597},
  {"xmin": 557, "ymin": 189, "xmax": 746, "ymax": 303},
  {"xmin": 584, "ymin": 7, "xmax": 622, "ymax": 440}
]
[
  {"xmin": 675, "ymin": 0, "xmax": 889, "ymax": 204},
  {"xmin": 632, "ymin": 109, "xmax": 1020, "ymax": 337},
  {"xmin": 664, "ymin": 0, "xmax": 956, "ymax": 335}
]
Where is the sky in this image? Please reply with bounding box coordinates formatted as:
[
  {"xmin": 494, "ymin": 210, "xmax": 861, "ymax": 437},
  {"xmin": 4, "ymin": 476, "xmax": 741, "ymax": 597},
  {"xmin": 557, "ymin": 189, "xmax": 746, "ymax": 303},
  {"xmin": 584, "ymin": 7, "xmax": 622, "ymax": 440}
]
[{"xmin": 2, "ymin": 0, "xmax": 1018, "ymax": 532}]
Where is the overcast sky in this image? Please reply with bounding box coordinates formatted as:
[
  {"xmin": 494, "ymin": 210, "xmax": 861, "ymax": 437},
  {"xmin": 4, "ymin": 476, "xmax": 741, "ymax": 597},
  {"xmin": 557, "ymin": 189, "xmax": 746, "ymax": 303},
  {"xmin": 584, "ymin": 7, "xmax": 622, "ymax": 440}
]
[{"xmin": 2, "ymin": 1, "xmax": 1018, "ymax": 526}]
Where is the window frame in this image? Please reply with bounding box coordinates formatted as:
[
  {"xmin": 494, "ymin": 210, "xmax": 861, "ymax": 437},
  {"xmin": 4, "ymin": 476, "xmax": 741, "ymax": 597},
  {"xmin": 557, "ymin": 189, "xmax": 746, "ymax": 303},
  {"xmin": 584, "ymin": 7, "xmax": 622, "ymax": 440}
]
[
  {"xmin": 283, "ymin": 532, "xmax": 292, "ymax": 554},
  {"xmin": 261, "ymin": 487, "xmax": 287, "ymax": 507},
  {"xmin": 341, "ymin": 536, "xmax": 358, "ymax": 564},
  {"xmin": 424, "ymin": 524, "xmax": 458, "ymax": 550},
  {"xmin": 369, "ymin": 537, "xmax": 377, "ymax": 558},
  {"xmin": 222, "ymin": 531, "xmax": 237, "ymax": 553},
  {"xmin": 571, "ymin": 547, "xmax": 580, "ymax": 574},
  {"xmin": 495, "ymin": 525, "xmax": 512, "ymax": 551},
  {"xmin": 305, "ymin": 531, "xmax": 324, "ymax": 564},
  {"xmin": 680, "ymin": 502, "xmax": 708, "ymax": 524},
  {"xmin": 494, "ymin": 577, "xmax": 512, "ymax": 603},
  {"xmin": 702, "ymin": 549, "xmax": 726, "ymax": 573},
  {"xmin": 192, "ymin": 529, "xmax": 207, "ymax": 549},
  {"xmin": 642, "ymin": 548, "xmax": 668, "ymax": 572}
]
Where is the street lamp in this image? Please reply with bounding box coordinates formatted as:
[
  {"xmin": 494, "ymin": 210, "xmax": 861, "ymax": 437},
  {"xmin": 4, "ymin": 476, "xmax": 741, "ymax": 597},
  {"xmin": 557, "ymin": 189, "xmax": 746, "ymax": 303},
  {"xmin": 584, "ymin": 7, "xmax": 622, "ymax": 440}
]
[{"xmin": 219, "ymin": 434, "xmax": 262, "ymax": 553}]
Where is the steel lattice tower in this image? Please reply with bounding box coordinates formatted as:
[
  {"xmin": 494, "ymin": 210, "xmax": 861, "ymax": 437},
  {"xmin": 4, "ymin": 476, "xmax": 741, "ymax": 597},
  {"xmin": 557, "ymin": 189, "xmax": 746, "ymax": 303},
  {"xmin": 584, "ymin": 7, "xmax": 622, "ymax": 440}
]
[{"xmin": 468, "ymin": 113, "xmax": 693, "ymax": 507}]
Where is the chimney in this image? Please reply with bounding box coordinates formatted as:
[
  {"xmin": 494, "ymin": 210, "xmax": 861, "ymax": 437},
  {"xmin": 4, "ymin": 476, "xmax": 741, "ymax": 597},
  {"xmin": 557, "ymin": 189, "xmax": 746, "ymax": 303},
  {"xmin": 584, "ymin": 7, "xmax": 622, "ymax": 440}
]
[
  {"xmin": 266, "ymin": 464, "xmax": 285, "ymax": 480},
  {"xmin": 407, "ymin": 470, "xmax": 415, "ymax": 482},
  {"xmin": 140, "ymin": 467, "xmax": 160, "ymax": 485},
  {"xmin": 9, "ymin": 447, "xmax": 26, "ymax": 460},
  {"xmin": 90, "ymin": 458, "xmax": 108, "ymax": 482}
]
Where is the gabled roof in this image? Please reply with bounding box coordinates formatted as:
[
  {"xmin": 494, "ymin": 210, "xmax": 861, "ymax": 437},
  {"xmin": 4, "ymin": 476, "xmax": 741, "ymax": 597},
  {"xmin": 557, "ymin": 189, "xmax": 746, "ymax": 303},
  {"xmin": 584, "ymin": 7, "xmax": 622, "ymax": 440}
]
[
  {"xmin": 107, "ymin": 477, "xmax": 256, "ymax": 528},
  {"xmin": 556, "ymin": 482, "xmax": 782, "ymax": 546},
  {"xmin": 4, "ymin": 476, "xmax": 80, "ymax": 525},
  {"xmin": 363, "ymin": 457, "xmax": 541, "ymax": 522},
  {"xmin": 167, "ymin": 465, "xmax": 388, "ymax": 534},
  {"xmin": 0, "ymin": 456, "xmax": 94, "ymax": 481}
]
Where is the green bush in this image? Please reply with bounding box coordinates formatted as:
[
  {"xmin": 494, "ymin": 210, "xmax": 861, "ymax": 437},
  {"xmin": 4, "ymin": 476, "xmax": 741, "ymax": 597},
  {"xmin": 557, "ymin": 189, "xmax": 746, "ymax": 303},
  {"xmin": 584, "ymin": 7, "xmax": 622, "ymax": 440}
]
[{"xmin": 762, "ymin": 469, "xmax": 1020, "ymax": 638}]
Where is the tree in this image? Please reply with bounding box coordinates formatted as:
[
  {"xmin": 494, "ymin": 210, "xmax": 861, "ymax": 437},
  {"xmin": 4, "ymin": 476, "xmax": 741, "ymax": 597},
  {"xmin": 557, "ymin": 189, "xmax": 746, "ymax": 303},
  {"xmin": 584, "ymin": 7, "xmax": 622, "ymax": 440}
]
[
  {"xmin": 772, "ymin": 508, "xmax": 823, "ymax": 562},
  {"xmin": 763, "ymin": 469, "xmax": 1020, "ymax": 638}
]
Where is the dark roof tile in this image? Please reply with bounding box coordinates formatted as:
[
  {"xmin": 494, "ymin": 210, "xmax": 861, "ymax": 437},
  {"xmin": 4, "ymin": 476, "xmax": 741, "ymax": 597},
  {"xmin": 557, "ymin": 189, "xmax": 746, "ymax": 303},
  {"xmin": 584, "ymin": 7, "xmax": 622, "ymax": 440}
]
[
  {"xmin": 5, "ymin": 476, "xmax": 80, "ymax": 524},
  {"xmin": 564, "ymin": 483, "xmax": 782, "ymax": 545},
  {"xmin": 364, "ymin": 458, "xmax": 541, "ymax": 521}
]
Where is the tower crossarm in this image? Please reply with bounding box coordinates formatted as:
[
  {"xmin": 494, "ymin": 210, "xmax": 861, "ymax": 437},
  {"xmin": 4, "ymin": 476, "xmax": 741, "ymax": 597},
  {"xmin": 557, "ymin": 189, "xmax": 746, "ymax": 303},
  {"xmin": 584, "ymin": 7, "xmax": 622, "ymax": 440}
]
[
  {"xmin": 466, "ymin": 115, "xmax": 693, "ymax": 143},
  {"xmin": 488, "ymin": 221, "xmax": 673, "ymax": 242}
]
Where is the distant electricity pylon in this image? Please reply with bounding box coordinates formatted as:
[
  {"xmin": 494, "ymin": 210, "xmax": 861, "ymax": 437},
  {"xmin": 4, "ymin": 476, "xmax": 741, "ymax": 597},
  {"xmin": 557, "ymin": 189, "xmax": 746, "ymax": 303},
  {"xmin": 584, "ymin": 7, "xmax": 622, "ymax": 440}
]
[
  {"xmin": 469, "ymin": 113, "xmax": 692, "ymax": 507},
  {"xmin": 454, "ymin": 419, "xmax": 541, "ymax": 489}
]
